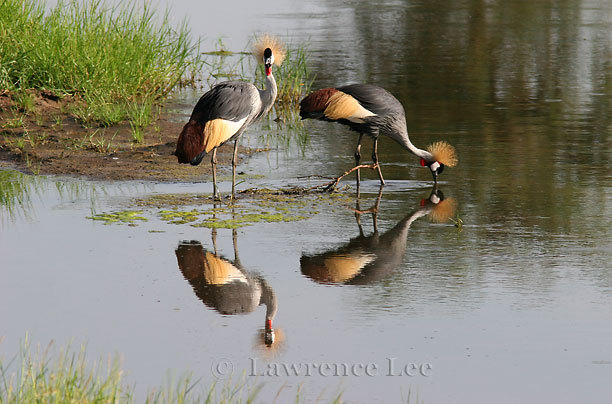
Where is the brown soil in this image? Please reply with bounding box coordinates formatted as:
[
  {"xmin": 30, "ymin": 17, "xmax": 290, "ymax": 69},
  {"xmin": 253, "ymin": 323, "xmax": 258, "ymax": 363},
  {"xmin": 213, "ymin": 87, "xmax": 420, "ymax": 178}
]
[{"xmin": 0, "ymin": 90, "xmax": 256, "ymax": 182}]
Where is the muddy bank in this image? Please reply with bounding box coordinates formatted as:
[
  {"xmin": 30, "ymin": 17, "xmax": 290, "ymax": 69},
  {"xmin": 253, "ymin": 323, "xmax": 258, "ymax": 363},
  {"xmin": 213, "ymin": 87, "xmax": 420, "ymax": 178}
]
[{"xmin": 0, "ymin": 92, "xmax": 257, "ymax": 182}]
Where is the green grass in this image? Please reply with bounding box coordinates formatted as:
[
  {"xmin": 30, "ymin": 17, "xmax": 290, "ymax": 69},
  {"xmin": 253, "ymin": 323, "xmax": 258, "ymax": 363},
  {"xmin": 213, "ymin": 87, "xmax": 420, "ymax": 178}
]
[
  {"xmin": 0, "ymin": 340, "xmax": 345, "ymax": 404},
  {"xmin": 0, "ymin": 0, "xmax": 201, "ymax": 139}
]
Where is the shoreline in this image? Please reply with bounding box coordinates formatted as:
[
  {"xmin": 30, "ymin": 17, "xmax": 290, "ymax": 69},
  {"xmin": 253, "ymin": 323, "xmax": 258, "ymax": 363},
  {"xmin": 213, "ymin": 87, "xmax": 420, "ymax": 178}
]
[{"xmin": 0, "ymin": 94, "xmax": 254, "ymax": 183}]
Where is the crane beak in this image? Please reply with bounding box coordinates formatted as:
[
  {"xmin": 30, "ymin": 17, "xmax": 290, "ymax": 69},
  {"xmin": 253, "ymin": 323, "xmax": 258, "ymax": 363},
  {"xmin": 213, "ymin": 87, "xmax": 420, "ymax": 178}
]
[
  {"xmin": 428, "ymin": 161, "xmax": 444, "ymax": 184},
  {"xmin": 264, "ymin": 319, "xmax": 275, "ymax": 346}
]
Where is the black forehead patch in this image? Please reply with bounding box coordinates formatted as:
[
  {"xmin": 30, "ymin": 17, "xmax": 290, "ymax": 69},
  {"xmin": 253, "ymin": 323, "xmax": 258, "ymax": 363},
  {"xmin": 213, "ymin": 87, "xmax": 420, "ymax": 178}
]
[{"xmin": 264, "ymin": 48, "xmax": 272, "ymax": 58}]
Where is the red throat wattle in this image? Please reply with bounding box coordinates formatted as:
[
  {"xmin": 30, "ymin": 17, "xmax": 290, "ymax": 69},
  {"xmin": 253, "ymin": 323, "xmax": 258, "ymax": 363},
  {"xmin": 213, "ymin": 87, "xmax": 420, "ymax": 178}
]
[
  {"xmin": 266, "ymin": 319, "xmax": 273, "ymax": 329},
  {"xmin": 420, "ymin": 158, "xmax": 426, "ymax": 167},
  {"xmin": 265, "ymin": 65, "xmax": 271, "ymax": 76}
]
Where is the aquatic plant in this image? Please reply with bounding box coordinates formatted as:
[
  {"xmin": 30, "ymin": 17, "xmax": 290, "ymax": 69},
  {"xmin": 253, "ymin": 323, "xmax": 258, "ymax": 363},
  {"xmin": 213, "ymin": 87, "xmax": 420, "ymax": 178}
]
[
  {"xmin": 92, "ymin": 189, "xmax": 351, "ymax": 229},
  {"xmin": 87, "ymin": 210, "xmax": 148, "ymax": 225},
  {"xmin": 0, "ymin": 0, "xmax": 201, "ymax": 139}
]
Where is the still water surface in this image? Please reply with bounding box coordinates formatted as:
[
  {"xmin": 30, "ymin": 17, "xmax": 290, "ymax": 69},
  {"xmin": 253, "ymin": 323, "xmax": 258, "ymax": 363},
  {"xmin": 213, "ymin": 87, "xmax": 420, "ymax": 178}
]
[{"xmin": 2, "ymin": 0, "xmax": 612, "ymax": 403}]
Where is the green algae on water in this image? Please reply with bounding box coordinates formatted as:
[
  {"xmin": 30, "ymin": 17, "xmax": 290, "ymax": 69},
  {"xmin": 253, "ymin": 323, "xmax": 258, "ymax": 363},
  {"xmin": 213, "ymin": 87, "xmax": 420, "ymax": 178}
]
[
  {"xmin": 88, "ymin": 186, "xmax": 355, "ymax": 229},
  {"xmin": 192, "ymin": 211, "xmax": 307, "ymax": 229},
  {"xmin": 87, "ymin": 210, "xmax": 148, "ymax": 225}
]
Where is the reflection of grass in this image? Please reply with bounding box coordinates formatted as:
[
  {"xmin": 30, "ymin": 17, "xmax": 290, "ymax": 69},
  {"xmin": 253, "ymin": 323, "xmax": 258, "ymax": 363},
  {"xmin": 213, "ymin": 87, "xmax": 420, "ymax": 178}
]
[
  {"xmin": 0, "ymin": 339, "xmax": 344, "ymax": 403},
  {"xmin": 450, "ymin": 215, "xmax": 464, "ymax": 231},
  {"xmin": 0, "ymin": 169, "xmax": 36, "ymax": 218},
  {"xmin": 258, "ymin": 112, "xmax": 311, "ymax": 156}
]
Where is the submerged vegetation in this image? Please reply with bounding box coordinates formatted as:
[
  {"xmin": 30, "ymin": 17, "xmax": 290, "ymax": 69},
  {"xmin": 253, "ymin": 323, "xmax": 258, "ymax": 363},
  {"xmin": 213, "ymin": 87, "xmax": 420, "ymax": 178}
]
[{"xmin": 0, "ymin": 0, "xmax": 201, "ymax": 137}]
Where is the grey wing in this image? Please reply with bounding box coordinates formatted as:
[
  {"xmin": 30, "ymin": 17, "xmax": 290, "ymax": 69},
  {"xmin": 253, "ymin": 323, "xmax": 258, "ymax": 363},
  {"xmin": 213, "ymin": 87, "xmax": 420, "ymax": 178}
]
[
  {"xmin": 191, "ymin": 81, "xmax": 259, "ymax": 123},
  {"xmin": 337, "ymin": 84, "xmax": 404, "ymax": 118}
]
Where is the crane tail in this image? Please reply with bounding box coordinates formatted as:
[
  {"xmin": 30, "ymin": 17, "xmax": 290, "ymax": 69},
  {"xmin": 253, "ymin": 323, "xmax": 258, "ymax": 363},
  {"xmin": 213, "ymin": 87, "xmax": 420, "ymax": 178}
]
[
  {"xmin": 175, "ymin": 120, "xmax": 206, "ymax": 165},
  {"xmin": 176, "ymin": 118, "xmax": 245, "ymax": 166},
  {"xmin": 299, "ymin": 88, "xmax": 339, "ymax": 120},
  {"xmin": 300, "ymin": 88, "xmax": 376, "ymax": 123}
]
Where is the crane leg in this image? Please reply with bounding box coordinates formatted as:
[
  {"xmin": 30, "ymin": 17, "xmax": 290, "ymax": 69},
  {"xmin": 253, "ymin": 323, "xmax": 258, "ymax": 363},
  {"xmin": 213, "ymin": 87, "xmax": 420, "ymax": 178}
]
[
  {"xmin": 354, "ymin": 133, "xmax": 363, "ymax": 191},
  {"xmin": 371, "ymin": 137, "xmax": 385, "ymax": 185},
  {"xmin": 231, "ymin": 139, "xmax": 239, "ymax": 201},
  {"xmin": 211, "ymin": 148, "xmax": 220, "ymax": 201}
]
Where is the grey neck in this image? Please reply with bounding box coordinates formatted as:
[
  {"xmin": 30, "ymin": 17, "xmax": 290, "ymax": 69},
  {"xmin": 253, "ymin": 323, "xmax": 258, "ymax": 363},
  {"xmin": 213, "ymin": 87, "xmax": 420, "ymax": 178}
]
[
  {"xmin": 398, "ymin": 126, "xmax": 434, "ymax": 161},
  {"xmin": 258, "ymin": 72, "xmax": 277, "ymax": 118}
]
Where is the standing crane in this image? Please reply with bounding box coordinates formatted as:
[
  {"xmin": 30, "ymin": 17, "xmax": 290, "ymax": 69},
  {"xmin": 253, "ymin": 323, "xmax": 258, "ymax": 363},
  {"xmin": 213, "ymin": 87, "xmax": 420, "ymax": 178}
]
[
  {"xmin": 299, "ymin": 84, "xmax": 457, "ymax": 188},
  {"xmin": 175, "ymin": 35, "xmax": 285, "ymax": 200}
]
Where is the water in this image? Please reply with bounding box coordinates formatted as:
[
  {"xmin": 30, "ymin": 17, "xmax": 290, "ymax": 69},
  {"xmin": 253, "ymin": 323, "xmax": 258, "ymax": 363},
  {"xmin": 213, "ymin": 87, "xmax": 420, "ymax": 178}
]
[{"xmin": 2, "ymin": 0, "xmax": 612, "ymax": 403}]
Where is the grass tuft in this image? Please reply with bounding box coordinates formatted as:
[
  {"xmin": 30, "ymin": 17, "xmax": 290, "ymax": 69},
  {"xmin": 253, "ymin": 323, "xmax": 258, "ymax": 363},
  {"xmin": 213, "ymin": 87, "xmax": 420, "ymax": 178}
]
[
  {"xmin": 0, "ymin": 339, "xmax": 346, "ymax": 403},
  {"xmin": 0, "ymin": 0, "xmax": 202, "ymax": 140}
]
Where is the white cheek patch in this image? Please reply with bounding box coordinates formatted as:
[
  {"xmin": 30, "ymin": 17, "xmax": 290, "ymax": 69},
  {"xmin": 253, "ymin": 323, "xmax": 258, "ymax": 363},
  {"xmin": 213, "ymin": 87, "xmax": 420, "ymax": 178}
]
[
  {"xmin": 430, "ymin": 161, "xmax": 441, "ymax": 172},
  {"xmin": 430, "ymin": 194, "xmax": 441, "ymax": 204}
]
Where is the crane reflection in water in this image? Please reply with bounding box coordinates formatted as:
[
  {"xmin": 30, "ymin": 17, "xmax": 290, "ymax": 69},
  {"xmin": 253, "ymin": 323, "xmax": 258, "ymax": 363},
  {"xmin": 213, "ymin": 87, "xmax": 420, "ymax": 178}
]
[
  {"xmin": 301, "ymin": 186, "xmax": 457, "ymax": 285},
  {"xmin": 175, "ymin": 229, "xmax": 282, "ymax": 352}
]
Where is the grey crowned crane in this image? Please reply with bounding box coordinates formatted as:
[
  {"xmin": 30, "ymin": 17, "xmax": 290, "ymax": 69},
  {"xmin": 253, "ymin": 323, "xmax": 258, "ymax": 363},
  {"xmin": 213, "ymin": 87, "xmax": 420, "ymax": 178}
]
[
  {"xmin": 299, "ymin": 84, "xmax": 457, "ymax": 188},
  {"xmin": 175, "ymin": 35, "xmax": 285, "ymax": 200}
]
